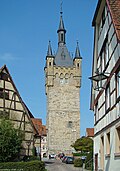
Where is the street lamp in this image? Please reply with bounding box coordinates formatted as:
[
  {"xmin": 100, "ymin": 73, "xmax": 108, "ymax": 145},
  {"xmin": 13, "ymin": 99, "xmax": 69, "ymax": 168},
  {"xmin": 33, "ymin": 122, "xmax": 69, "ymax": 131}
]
[{"xmin": 89, "ymin": 69, "xmax": 109, "ymax": 91}]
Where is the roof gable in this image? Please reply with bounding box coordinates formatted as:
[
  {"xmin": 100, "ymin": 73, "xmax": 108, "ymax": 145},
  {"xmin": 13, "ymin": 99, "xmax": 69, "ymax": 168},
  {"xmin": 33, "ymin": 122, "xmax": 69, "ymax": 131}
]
[{"xmin": 0, "ymin": 65, "xmax": 37, "ymax": 134}]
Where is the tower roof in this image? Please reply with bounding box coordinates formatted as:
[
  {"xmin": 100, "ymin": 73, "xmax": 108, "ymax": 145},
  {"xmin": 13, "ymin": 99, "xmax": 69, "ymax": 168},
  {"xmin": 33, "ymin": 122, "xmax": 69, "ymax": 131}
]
[
  {"xmin": 47, "ymin": 41, "xmax": 53, "ymax": 56},
  {"xmin": 75, "ymin": 41, "xmax": 81, "ymax": 58},
  {"xmin": 57, "ymin": 15, "xmax": 66, "ymax": 33},
  {"xmin": 55, "ymin": 10, "xmax": 73, "ymax": 67},
  {"xmin": 55, "ymin": 45, "xmax": 73, "ymax": 67}
]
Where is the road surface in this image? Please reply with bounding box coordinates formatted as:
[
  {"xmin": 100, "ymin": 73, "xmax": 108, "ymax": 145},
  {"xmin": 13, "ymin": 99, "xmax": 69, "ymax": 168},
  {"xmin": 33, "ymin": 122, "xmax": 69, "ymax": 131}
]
[{"xmin": 43, "ymin": 158, "xmax": 89, "ymax": 171}]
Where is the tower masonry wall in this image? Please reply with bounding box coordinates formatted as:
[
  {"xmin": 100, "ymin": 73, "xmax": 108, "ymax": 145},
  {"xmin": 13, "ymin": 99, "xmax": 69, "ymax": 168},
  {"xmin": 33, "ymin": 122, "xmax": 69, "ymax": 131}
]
[{"xmin": 45, "ymin": 65, "xmax": 81, "ymax": 155}]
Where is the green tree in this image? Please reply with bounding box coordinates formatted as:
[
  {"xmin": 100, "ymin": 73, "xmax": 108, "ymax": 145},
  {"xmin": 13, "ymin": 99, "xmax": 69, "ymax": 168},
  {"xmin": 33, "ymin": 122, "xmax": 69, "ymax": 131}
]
[
  {"xmin": 0, "ymin": 119, "xmax": 23, "ymax": 162},
  {"xmin": 71, "ymin": 136, "xmax": 93, "ymax": 153}
]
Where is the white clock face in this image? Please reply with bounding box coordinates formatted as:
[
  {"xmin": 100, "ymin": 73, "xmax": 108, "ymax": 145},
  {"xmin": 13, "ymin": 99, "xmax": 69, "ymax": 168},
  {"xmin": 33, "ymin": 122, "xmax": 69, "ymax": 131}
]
[{"xmin": 60, "ymin": 78, "xmax": 64, "ymax": 84}]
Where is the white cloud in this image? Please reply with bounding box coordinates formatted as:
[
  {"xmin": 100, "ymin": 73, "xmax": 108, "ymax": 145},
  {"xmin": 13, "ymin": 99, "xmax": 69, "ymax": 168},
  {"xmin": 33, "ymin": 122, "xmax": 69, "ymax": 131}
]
[{"xmin": 0, "ymin": 53, "xmax": 19, "ymax": 61}]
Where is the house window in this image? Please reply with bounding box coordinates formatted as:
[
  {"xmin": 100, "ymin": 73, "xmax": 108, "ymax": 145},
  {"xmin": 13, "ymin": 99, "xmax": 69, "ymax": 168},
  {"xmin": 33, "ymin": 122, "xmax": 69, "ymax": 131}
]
[
  {"xmin": 105, "ymin": 84, "xmax": 110, "ymax": 111},
  {"xmin": 98, "ymin": 7, "xmax": 106, "ymax": 36},
  {"xmin": 77, "ymin": 63, "xmax": 79, "ymax": 68},
  {"xmin": 106, "ymin": 132, "xmax": 110, "ymax": 155},
  {"xmin": 100, "ymin": 136, "xmax": 104, "ymax": 170},
  {"xmin": 0, "ymin": 88, "xmax": 9, "ymax": 100},
  {"xmin": 0, "ymin": 73, "xmax": 8, "ymax": 81},
  {"xmin": 101, "ymin": 7, "xmax": 105, "ymax": 28},
  {"xmin": 116, "ymin": 71, "xmax": 120, "ymax": 99},
  {"xmin": 95, "ymin": 102, "xmax": 98, "ymax": 123},
  {"xmin": 98, "ymin": 36, "xmax": 109, "ymax": 72},
  {"xmin": 115, "ymin": 126, "xmax": 120, "ymax": 153}
]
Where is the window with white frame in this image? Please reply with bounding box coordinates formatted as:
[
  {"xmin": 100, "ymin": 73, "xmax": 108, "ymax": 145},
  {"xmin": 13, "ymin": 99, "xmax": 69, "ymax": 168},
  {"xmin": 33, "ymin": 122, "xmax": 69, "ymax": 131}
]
[
  {"xmin": 98, "ymin": 37, "xmax": 109, "ymax": 73},
  {"xmin": 98, "ymin": 6, "xmax": 106, "ymax": 36},
  {"xmin": 116, "ymin": 71, "xmax": 120, "ymax": 98},
  {"xmin": 115, "ymin": 126, "xmax": 120, "ymax": 153},
  {"xmin": 105, "ymin": 84, "xmax": 110, "ymax": 111},
  {"xmin": 95, "ymin": 102, "xmax": 99, "ymax": 123}
]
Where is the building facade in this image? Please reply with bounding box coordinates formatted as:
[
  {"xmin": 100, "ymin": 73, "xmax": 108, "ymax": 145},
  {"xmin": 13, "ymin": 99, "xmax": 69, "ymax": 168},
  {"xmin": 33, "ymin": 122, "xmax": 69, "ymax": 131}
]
[
  {"xmin": 90, "ymin": 0, "xmax": 120, "ymax": 170},
  {"xmin": 0, "ymin": 65, "xmax": 39, "ymax": 158},
  {"xmin": 31, "ymin": 118, "xmax": 47, "ymax": 158},
  {"xmin": 44, "ymin": 11, "xmax": 82, "ymax": 155}
]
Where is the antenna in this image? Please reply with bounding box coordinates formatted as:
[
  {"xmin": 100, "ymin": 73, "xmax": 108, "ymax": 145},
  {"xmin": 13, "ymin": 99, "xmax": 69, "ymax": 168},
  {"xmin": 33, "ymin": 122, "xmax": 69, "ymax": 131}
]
[{"xmin": 60, "ymin": 0, "xmax": 63, "ymax": 15}]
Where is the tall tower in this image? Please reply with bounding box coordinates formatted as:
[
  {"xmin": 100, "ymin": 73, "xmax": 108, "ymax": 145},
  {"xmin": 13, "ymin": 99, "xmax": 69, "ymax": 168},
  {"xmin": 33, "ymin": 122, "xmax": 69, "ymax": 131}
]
[{"xmin": 44, "ymin": 10, "xmax": 82, "ymax": 155}]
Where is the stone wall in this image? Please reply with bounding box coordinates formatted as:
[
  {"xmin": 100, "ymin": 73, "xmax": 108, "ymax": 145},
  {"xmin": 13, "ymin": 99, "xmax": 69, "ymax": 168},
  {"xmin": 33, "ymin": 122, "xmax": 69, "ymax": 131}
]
[{"xmin": 45, "ymin": 64, "xmax": 81, "ymax": 155}]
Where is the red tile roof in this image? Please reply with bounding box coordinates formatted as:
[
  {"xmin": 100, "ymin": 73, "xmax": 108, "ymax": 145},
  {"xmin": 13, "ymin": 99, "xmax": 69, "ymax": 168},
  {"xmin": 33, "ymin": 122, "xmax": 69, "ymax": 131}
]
[
  {"xmin": 92, "ymin": 0, "xmax": 120, "ymax": 42},
  {"xmin": 107, "ymin": 0, "xmax": 120, "ymax": 41},
  {"xmin": 31, "ymin": 118, "xmax": 46, "ymax": 136},
  {"xmin": 42, "ymin": 125, "xmax": 47, "ymax": 136},
  {"xmin": 86, "ymin": 128, "xmax": 94, "ymax": 137}
]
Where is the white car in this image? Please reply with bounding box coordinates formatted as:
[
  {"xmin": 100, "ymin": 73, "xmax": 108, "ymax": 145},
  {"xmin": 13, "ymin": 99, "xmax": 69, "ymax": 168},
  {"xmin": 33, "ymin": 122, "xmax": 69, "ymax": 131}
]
[{"xmin": 49, "ymin": 154, "xmax": 56, "ymax": 159}]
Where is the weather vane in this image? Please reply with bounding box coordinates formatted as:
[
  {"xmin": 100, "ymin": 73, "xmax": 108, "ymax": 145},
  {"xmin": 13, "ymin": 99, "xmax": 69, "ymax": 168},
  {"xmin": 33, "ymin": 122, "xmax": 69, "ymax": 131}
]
[
  {"xmin": 60, "ymin": 0, "xmax": 63, "ymax": 15},
  {"xmin": 76, "ymin": 40, "xmax": 79, "ymax": 45}
]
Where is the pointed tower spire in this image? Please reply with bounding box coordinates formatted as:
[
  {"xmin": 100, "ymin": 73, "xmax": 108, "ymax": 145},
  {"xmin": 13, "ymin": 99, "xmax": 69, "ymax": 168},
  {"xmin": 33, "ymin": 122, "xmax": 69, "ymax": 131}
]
[
  {"xmin": 47, "ymin": 41, "xmax": 53, "ymax": 56},
  {"xmin": 55, "ymin": 1, "xmax": 73, "ymax": 67},
  {"xmin": 57, "ymin": 1, "xmax": 66, "ymax": 46},
  {"xmin": 75, "ymin": 41, "xmax": 81, "ymax": 58}
]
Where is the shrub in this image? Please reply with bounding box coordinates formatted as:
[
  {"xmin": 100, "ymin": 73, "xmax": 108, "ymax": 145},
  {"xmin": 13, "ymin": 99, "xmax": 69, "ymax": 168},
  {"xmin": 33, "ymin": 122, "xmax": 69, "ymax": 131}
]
[
  {"xmin": 32, "ymin": 146, "xmax": 37, "ymax": 156},
  {"xmin": 85, "ymin": 152, "xmax": 93, "ymax": 170},
  {"xmin": 0, "ymin": 119, "xmax": 23, "ymax": 162},
  {"xmin": 73, "ymin": 153, "xmax": 80, "ymax": 156},
  {"xmin": 22, "ymin": 155, "xmax": 40, "ymax": 162},
  {"xmin": 74, "ymin": 158, "xmax": 83, "ymax": 167},
  {"xmin": 0, "ymin": 161, "xmax": 46, "ymax": 171}
]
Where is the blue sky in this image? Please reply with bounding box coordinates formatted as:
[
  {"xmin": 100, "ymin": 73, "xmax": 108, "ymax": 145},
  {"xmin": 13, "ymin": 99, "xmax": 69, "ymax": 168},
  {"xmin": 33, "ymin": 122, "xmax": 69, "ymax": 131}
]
[{"xmin": 0, "ymin": 0, "xmax": 97, "ymax": 136}]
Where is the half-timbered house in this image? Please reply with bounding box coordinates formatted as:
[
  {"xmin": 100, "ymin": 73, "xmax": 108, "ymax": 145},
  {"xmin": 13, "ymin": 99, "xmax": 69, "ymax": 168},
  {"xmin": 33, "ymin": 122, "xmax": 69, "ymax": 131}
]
[
  {"xmin": 31, "ymin": 118, "xmax": 47, "ymax": 159},
  {"xmin": 0, "ymin": 65, "xmax": 38, "ymax": 158},
  {"xmin": 90, "ymin": 0, "xmax": 120, "ymax": 170}
]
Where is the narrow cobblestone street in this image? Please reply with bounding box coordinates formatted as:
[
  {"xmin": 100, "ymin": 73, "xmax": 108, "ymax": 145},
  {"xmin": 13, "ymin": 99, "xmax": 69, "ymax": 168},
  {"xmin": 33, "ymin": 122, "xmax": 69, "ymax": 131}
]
[{"xmin": 43, "ymin": 158, "xmax": 89, "ymax": 171}]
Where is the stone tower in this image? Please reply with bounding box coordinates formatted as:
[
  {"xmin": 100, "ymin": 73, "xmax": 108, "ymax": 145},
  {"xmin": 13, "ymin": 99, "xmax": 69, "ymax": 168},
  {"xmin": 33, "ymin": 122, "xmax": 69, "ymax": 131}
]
[{"xmin": 44, "ymin": 10, "xmax": 82, "ymax": 155}]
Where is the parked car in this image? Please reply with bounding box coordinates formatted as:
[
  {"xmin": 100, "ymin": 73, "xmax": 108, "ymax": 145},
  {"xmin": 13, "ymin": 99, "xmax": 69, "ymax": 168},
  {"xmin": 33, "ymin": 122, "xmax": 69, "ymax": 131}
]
[
  {"xmin": 81, "ymin": 156, "xmax": 87, "ymax": 163},
  {"xmin": 65, "ymin": 157, "xmax": 74, "ymax": 164},
  {"xmin": 49, "ymin": 154, "xmax": 56, "ymax": 159}
]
